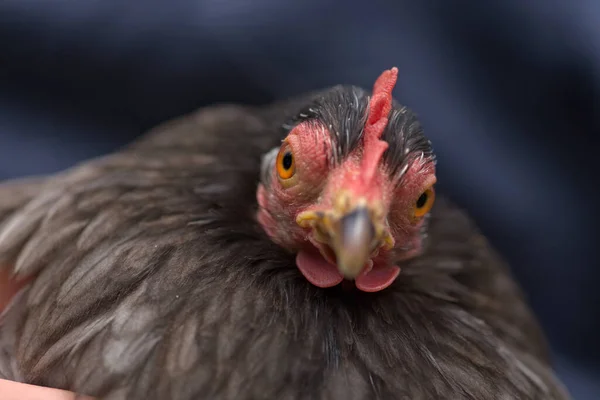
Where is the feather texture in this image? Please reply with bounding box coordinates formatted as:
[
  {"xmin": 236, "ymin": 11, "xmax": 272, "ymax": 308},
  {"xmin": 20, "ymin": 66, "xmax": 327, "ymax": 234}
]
[{"xmin": 0, "ymin": 97, "xmax": 570, "ymax": 399}]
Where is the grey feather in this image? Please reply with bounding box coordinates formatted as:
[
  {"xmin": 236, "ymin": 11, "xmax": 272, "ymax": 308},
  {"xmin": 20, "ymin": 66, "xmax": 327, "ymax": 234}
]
[{"xmin": 0, "ymin": 97, "xmax": 570, "ymax": 400}]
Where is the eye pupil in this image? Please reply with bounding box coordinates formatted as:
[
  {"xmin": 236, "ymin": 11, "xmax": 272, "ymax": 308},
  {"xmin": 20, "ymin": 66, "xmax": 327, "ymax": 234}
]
[
  {"xmin": 282, "ymin": 152, "xmax": 293, "ymax": 170},
  {"xmin": 416, "ymin": 192, "xmax": 428, "ymax": 209}
]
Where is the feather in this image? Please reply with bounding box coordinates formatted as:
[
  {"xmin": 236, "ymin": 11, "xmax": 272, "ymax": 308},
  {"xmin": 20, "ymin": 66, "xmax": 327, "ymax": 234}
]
[{"xmin": 0, "ymin": 95, "xmax": 570, "ymax": 399}]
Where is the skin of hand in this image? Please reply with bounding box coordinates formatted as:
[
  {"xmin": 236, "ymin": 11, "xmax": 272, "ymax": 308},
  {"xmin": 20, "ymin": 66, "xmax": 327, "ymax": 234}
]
[
  {"xmin": 0, "ymin": 379, "xmax": 89, "ymax": 400},
  {"xmin": 0, "ymin": 269, "xmax": 92, "ymax": 400}
]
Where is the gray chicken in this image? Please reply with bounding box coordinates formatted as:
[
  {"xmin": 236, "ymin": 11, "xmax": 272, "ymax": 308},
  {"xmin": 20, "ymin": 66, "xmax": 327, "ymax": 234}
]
[{"xmin": 0, "ymin": 68, "xmax": 570, "ymax": 399}]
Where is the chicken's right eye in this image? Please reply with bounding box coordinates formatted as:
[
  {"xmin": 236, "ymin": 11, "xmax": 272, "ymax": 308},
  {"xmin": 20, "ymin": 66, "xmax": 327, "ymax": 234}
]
[{"xmin": 276, "ymin": 143, "xmax": 296, "ymax": 180}]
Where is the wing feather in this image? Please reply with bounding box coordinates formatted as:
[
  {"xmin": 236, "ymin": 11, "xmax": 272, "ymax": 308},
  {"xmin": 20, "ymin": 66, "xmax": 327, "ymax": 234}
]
[{"xmin": 0, "ymin": 104, "xmax": 570, "ymax": 399}]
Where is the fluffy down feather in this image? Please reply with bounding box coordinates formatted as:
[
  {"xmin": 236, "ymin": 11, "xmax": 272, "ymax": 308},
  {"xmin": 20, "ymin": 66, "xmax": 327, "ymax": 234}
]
[{"xmin": 0, "ymin": 98, "xmax": 570, "ymax": 399}]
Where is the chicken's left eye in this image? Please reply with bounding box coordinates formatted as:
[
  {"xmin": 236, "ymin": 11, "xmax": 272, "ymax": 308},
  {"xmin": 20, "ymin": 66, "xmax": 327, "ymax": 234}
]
[
  {"xmin": 414, "ymin": 187, "xmax": 435, "ymax": 218},
  {"xmin": 276, "ymin": 144, "xmax": 296, "ymax": 180}
]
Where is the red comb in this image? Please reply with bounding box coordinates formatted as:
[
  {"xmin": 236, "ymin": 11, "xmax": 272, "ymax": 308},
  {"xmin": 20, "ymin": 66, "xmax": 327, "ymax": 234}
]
[{"xmin": 361, "ymin": 67, "xmax": 398, "ymax": 183}]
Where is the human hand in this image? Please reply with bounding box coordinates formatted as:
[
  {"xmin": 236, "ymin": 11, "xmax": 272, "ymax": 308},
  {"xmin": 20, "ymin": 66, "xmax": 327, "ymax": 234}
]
[{"xmin": 0, "ymin": 379, "xmax": 91, "ymax": 400}]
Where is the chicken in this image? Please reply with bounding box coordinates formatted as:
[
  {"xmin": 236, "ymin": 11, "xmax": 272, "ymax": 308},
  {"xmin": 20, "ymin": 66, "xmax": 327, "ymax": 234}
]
[{"xmin": 0, "ymin": 68, "xmax": 570, "ymax": 399}]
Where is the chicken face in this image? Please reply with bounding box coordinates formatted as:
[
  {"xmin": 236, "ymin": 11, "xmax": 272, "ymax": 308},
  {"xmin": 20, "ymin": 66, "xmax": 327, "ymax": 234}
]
[{"xmin": 257, "ymin": 68, "xmax": 436, "ymax": 292}]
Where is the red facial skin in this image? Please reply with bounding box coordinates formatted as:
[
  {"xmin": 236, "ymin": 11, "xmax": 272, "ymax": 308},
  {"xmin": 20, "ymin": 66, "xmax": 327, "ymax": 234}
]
[
  {"xmin": 256, "ymin": 121, "xmax": 437, "ymax": 281},
  {"xmin": 257, "ymin": 120, "xmax": 332, "ymax": 250},
  {"xmin": 257, "ymin": 68, "xmax": 436, "ymax": 291}
]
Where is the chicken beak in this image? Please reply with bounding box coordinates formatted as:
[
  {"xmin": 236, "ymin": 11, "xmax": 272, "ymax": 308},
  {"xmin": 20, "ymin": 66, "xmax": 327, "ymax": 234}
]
[
  {"xmin": 296, "ymin": 192, "xmax": 395, "ymax": 279},
  {"xmin": 331, "ymin": 206, "xmax": 376, "ymax": 278}
]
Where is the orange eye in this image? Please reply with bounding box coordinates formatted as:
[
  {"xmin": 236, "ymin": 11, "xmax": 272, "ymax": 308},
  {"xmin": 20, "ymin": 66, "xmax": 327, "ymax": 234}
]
[
  {"xmin": 414, "ymin": 187, "xmax": 435, "ymax": 218},
  {"xmin": 276, "ymin": 144, "xmax": 296, "ymax": 180}
]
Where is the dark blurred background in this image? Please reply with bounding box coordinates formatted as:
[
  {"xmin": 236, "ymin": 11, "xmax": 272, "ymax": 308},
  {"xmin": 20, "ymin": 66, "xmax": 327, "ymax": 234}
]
[{"xmin": 0, "ymin": 1, "xmax": 598, "ymax": 398}]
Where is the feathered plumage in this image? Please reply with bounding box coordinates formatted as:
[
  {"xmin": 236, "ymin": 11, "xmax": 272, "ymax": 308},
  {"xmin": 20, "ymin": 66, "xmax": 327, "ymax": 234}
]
[{"xmin": 0, "ymin": 82, "xmax": 569, "ymax": 399}]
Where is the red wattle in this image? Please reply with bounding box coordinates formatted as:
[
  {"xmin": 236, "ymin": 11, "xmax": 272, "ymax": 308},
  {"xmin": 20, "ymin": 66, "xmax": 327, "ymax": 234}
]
[
  {"xmin": 296, "ymin": 249, "xmax": 344, "ymax": 288},
  {"xmin": 355, "ymin": 264, "xmax": 400, "ymax": 292},
  {"xmin": 296, "ymin": 248, "xmax": 401, "ymax": 292}
]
